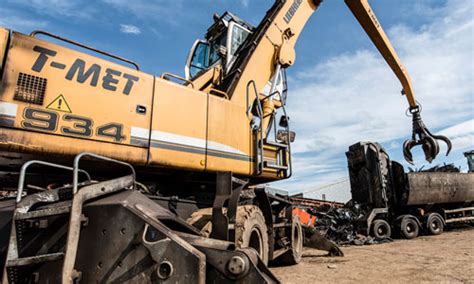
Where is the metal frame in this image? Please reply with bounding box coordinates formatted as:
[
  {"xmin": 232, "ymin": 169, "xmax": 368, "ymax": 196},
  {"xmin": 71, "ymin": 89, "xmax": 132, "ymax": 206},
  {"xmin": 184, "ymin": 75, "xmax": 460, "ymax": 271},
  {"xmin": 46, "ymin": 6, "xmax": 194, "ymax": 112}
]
[
  {"xmin": 247, "ymin": 80, "xmax": 264, "ymax": 175},
  {"xmin": 211, "ymin": 172, "xmax": 248, "ymax": 241},
  {"xmin": 62, "ymin": 175, "xmax": 135, "ymax": 282},
  {"xmin": 72, "ymin": 152, "xmax": 135, "ymax": 194},
  {"xmin": 16, "ymin": 160, "xmax": 91, "ymax": 203}
]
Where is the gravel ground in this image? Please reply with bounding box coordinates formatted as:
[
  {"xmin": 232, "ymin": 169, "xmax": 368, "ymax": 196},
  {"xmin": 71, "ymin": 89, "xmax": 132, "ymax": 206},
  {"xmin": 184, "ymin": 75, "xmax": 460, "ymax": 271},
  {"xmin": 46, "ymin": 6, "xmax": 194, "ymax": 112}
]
[{"xmin": 271, "ymin": 227, "xmax": 474, "ymax": 283}]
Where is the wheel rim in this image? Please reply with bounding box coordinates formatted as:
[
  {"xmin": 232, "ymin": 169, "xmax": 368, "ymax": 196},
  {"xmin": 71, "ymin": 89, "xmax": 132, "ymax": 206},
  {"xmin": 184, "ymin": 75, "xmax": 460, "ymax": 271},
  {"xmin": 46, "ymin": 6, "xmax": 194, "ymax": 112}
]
[
  {"xmin": 249, "ymin": 227, "xmax": 263, "ymax": 257},
  {"xmin": 430, "ymin": 219, "xmax": 440, "ymax": 232},
  {"xmin": 377, "ymin": 225, "xmax": 388, "ymax": 236}
]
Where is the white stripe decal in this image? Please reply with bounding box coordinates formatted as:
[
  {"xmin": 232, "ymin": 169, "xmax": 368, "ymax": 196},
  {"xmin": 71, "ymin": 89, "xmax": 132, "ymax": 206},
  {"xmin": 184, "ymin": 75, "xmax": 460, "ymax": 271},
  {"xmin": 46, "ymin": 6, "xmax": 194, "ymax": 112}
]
[
  {"xmin": 130, "ymin": 127, "xmax": 246, "ymax": 156},
  {"xmin": 151, "ymin": 130, "xmax": 206, "ymax": 149},
  {"xmin": 0, "ymin": 102, "xmax": 18, "ymax": 117},
  {"xmin": 131, "ymin": 126, "xmax": 150, "ymax": 140},
  {"xmin": 207, "ymin": 141, "xmax": 246, "ymax": 155}
]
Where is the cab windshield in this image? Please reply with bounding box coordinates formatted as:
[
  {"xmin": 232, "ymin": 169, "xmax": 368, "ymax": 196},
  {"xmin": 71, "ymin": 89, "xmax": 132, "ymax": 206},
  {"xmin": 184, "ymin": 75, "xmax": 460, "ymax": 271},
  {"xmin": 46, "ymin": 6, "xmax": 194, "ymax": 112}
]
[{"xmin": 188, "ymin": 32, "xmax": 227, "ymax": 79}]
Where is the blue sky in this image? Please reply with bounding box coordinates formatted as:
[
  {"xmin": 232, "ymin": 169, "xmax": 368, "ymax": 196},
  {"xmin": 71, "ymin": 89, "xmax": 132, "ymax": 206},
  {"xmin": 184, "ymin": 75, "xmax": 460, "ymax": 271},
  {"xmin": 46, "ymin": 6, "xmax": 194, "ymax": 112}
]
[{"xmin": 1, "ymin": 0, "xmax": 472, "ymax": 200}]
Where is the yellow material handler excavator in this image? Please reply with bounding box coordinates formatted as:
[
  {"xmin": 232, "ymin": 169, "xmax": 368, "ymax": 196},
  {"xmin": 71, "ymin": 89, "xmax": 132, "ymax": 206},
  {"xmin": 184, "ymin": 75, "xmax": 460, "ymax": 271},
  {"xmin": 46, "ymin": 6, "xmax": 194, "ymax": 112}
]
[{"xmin": 0, "ymin": 0, "xmax": 451, "ymax": 282}]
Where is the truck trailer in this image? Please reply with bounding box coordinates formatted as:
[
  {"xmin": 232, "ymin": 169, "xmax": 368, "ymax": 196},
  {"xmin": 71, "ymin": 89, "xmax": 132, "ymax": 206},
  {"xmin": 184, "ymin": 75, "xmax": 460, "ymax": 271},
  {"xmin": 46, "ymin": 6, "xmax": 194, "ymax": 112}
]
[{"xmin": 346, "ymin": 142, "xmax": 473, "ymax": 239}]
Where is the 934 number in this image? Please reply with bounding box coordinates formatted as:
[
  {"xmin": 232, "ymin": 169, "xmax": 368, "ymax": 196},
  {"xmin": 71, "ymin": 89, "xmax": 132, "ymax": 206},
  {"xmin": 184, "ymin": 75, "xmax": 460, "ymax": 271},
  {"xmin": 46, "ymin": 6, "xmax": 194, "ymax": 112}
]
[{"xmin": 21, "ymin": 108, "xmax": 125, "ymax": 142}]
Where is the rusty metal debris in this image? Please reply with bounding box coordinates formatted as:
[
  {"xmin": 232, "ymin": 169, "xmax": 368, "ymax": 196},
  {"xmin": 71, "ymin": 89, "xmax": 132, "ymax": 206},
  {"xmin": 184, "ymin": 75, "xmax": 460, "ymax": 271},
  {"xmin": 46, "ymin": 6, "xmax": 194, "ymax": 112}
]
[
  {"xmin": 308, "ymin": 204, "xmax": 392, "ymax": 246},
  {"xmin": 304, "ymin": 229, "xmax": 344, "ymax": 256},
  {"xmin": 408, "ymin": 163, "xmax": 461, "ymax": 173}
]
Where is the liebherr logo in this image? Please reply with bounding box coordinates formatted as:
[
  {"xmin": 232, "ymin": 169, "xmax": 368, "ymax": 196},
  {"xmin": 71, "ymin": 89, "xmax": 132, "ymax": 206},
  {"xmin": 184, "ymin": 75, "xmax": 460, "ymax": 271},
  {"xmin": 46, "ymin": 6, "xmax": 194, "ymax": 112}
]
[{"xmin": 283, "ymin": 0, "xmax": 303, "ymax": 24}]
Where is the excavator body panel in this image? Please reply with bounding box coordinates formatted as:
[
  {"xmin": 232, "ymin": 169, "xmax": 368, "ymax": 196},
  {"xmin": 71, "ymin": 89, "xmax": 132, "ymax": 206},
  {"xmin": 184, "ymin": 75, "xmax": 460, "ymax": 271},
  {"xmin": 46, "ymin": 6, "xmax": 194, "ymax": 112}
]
[
  {"xmin": 0, "ymin": 31, "xmax": 261, "ymax": 178},
  {"xmin": 0, "ymin": 32, "xmax": 152, "ymax": 165}
]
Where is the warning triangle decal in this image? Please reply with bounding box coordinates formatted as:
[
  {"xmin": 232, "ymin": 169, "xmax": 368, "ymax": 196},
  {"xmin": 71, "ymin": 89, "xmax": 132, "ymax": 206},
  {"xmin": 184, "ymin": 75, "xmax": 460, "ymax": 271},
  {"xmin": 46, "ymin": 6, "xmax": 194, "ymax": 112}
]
[{"xmin": 46, "ymin": 95, "xmax": 72, "ymax": 113}]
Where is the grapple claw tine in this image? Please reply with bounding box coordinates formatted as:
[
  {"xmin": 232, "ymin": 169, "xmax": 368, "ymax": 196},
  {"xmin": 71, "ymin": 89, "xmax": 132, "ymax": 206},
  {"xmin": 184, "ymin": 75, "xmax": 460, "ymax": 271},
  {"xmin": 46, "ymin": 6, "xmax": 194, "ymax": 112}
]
[
  {"xmin": 421, "ymin": 134, "xmax": 439, "ymax": 163},
  {"xmin": 425, "ymin": 128, "xmax": 452, "ymax": 156},
  {"xmin": 403, "ymin": 107, "xmax": 452, "ymax": 164},
  {"xmin": 443, "ymin": 135, "xmax": 453, "ymax": 156},
  {"xmin": 403, "ymin": 139, "xmax": 415, "ymax": 165}
]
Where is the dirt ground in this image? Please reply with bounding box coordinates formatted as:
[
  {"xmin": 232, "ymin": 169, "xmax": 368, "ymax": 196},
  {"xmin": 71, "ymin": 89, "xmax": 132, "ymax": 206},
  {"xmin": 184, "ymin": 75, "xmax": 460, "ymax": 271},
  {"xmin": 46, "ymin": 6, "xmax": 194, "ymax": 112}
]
[{"xmin": 271, "ymin": 228, "xmax": 474, "ymax": 283}]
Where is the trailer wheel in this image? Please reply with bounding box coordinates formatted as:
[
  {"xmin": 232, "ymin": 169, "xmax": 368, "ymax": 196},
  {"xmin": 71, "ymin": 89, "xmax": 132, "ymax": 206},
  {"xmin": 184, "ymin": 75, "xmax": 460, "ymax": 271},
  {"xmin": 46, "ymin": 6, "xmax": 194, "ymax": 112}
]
[
  {"xmin": 400, "ymin": 216, "xmax": 419, "ymax": 239},
  {"xmin": 235, "ymin": 205, "xmax": 270, "ymax": 265},
  {"xmin": 425, "ymin": 213, "xmax": 444, "ymax": 235},
  {"xmin": 371, "ymin": 219, "xmax": 391, "ymax": 239},
  {"xmin": 276, "ymin": 216, "xmax": 303, "ymax": 265}
]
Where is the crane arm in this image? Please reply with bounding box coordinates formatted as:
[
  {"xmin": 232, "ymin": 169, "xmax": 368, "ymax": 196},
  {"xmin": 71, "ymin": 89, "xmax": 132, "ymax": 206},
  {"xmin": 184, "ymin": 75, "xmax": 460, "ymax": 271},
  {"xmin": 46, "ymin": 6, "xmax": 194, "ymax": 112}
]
[
  {"xmin": 344, "ymin": 0, "xmax": 416, "ymax": 108},
  {"xmin": 344, "ymin": 0, "xmax": 451, "ymax": 163},
  {"xmin": 221, "ymin": 0, "xmax": 450, "ymax": 164}
]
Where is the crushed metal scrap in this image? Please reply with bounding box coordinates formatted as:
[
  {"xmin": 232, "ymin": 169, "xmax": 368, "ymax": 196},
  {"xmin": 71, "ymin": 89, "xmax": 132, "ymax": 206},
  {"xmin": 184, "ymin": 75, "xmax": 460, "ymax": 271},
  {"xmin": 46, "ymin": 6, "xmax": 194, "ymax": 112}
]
[
  {"xmin": 409, "ymin": 163, "xmax": 461, "ymax": 173},
  {"xmin": 291, "ymin": 195, "xmax": 392, "ymax": 246},
  {"xmin": 310, "ymin": 203, "xmax": 392, "ymax": 245}
]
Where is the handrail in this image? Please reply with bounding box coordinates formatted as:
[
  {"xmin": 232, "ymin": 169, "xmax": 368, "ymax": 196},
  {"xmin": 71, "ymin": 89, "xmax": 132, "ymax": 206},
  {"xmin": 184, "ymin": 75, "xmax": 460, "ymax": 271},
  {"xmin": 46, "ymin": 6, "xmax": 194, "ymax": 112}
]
[
  {"xmin": 246, "ymin": 80, "xmax": 264, "ymax": 175},
  {"xmin": 209, "ymin": 88, "xmax": 229, "ymax": 99},
  {"xmin": 160, "ymin": 72, "xmax": 195, "ymax": 89},
  {"xmin": 279, "ymin": 98, "xmax": 292, "ymax": 178},
  {"xmin": 16, "ymin": 160, "xmax": 91, "ymax": 203},
  {"xmin": 30, "ymin": 30, "xmax": 140, "ymax": 71},
  {"xmin": 262, "ymin": 89, "xmax": 293, "ymax": 179},
  {"xmin": 72, "ymin": 152, "xmax": 135, "ymax": 194}
]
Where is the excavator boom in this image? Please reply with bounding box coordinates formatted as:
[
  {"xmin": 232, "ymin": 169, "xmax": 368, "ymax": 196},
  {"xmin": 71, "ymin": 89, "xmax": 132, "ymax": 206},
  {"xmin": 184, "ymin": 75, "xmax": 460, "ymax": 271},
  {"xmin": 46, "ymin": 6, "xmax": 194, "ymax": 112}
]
[
  {"xmin": 345, "ymin": 0, "xmax": 415, "ymax": 107},
  {"xmin": 344, "ymin": 0, "xmax": 451, "ymax": 163}
]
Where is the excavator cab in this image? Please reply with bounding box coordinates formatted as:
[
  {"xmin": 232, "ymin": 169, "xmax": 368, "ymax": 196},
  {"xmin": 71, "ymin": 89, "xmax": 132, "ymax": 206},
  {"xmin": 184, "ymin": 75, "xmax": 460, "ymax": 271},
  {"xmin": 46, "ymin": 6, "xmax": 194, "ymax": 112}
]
[
  {"xmin": 185, "ymin": 12, "xmax": 292, "ymax": 178},
  {"xmin": 185, "ymin": 12, "xmax": 287, "ymax": 100},
  {"xmin": 184, "ymin": 12, "xmax": 293, "ymax": 178},
  {"xmin": 185, "ymin": 12, "xmax": 251, "ymax": 79}
]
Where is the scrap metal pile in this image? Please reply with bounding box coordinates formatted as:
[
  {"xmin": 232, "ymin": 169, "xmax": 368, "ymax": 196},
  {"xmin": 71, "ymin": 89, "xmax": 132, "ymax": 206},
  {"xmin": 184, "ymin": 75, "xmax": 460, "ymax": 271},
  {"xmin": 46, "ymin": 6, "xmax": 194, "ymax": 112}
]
[
  {"xmin": 409, "ymin": 163, "xmax": 461, "ymax": 173},
  {"xmin": 291, "ymin": 195, "xmax": 388, "ymax": 245},
  {"xmin": 307, "ymin": 204, "xmax": 390, "ymax": 245}
]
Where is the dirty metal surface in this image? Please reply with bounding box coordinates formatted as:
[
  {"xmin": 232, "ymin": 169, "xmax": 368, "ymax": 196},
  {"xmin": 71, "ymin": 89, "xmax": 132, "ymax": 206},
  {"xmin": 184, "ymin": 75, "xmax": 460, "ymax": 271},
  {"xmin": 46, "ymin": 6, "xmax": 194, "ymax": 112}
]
[
  {"xmin": 405, "ymin": 172, "xmax": 474, "ymax": 206},
  {"xmin": 0, "ymin": 188, "xmax": 280, "ymax": 283}
]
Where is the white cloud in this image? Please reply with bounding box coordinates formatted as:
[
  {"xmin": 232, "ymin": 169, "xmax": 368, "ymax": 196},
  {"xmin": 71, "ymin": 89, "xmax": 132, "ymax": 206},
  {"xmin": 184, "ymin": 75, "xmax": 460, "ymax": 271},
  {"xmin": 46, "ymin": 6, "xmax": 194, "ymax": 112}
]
[
  {"xmin": 240, "ymin": 0, "xmax": 250, "ymax": 7},
  {"xmin": 276, "ymin": 0, "xmax": 473, "ymax": 198},
  {"xmin": 103, "ymin": 0, "xmax": 183, "ymax": 24},
  {"xmin": 0, "ymin": 7, "xmax": 48, "ymax": 31},
  {"xmin": 120, "ymin": 24, "xmax": 141, "ymax": 35},
  {"xmin": 8, "ymin": 0, "xmax": 95, "ymax": 19},
  {"xmin": 439, "ymin": 119, "xmax": 474, "ymax": 150}
]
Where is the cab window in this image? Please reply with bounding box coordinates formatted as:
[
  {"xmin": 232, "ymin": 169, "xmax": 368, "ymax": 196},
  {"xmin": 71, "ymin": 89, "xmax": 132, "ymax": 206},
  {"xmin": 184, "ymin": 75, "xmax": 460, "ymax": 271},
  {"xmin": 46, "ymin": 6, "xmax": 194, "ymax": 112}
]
[
  {"xmin": 229, "ymin": 25, "xmax": 249, "ymax": 56},
  {"xmin": 189, "ymin": 42, "xmax": 210, "ymax": 78},
  {"xmin": 209, "ymin": 31, "xmax": 227, "ymax": 66}
]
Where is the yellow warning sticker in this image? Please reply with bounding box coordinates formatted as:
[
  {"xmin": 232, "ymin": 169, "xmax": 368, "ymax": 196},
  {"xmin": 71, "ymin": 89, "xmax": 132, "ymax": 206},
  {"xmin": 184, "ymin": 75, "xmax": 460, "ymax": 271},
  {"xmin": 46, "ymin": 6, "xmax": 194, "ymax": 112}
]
[{"xmin": 46, "ymin": 95, "xmax": 71, "ymax": 113}]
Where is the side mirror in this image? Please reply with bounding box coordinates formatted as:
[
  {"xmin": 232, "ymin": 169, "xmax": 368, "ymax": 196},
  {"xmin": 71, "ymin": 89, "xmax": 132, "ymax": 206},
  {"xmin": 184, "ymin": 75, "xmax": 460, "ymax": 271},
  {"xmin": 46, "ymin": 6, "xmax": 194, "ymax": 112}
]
[
  {"xmin": 279, "ymin": 115, "xmax": 289, "ymax": 128},
  {"xmin": 277, "ymin": 130, "xmax": 296, "ymax": 143}
]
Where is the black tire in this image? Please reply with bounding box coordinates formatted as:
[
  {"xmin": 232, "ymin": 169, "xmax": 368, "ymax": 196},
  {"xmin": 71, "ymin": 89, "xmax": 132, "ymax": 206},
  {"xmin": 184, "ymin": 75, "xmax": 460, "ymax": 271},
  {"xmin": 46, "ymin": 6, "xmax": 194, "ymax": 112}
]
[
  {"xmin": 400, "ymin": 216, "xmax": 419, "ymax": 239},
  {"xmin": 235, "ymin": 205, "xmax": 270, "ymax": 265},
  {"xmin": 277, "ymin": 216, "xmax": 304, "ymax": 265},
  {"xmin": 371, "ymin": 219, "xmax": 391, "ymax": 239},
  {"xmin": 425, "ymin": 213, "xmax": 444, "ymax": 235},
  {"xmin": 187, "ymin": 206, "xmax": 270, "ymax": 265}
]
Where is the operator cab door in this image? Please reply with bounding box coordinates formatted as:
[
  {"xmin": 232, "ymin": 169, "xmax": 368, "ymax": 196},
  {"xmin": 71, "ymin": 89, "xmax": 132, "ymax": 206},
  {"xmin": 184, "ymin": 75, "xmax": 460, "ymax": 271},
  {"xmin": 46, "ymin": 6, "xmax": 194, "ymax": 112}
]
[
  {"xmin": 185, "ymin": 40, "xmax": 210, "ymax": 79},
  {"xmin": 184, "ymin": 39, "xmax": 223, "ymax": 80},
  {"xmin": 184, "ymin": 21, "xmax": 251, "ymax": 80}
]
